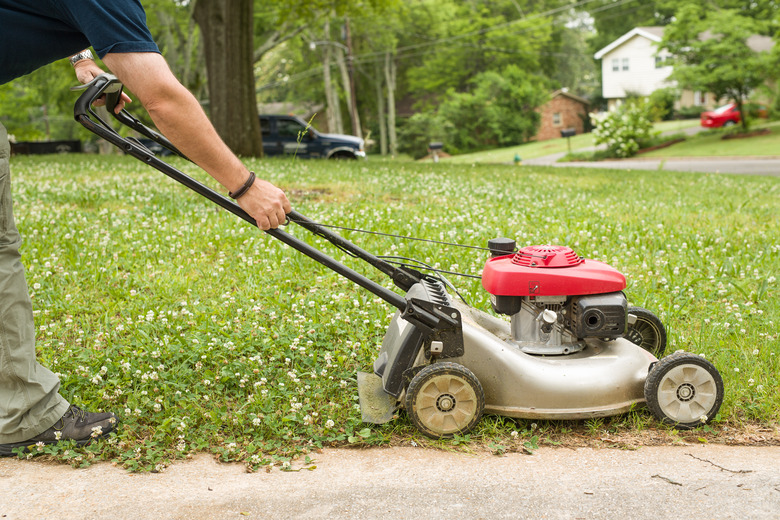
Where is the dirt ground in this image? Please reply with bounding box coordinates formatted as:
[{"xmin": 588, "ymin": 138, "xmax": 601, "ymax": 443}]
[{"xmin": 2, "ymin": 442, "xmax": 779, "ymax": 520}]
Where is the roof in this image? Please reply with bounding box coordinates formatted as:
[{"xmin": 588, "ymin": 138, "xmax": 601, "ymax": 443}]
[
  {"xmin": 595, "ymin": 26, "xmax": 776, "ymax": 60},
  {"xmin": 699, "ymin": 30, "xmax": 775, "ymax": 53},
  {"xmin": 594, "ymin": 27, "xmax": 664, "ymax": 59},
  {"xmin": 549, "ymin": 88, "xmax": 589, "ymax": 106}
]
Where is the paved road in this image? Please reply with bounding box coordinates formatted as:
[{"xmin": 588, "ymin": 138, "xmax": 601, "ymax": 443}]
[
  {"xmin": 2, "ymin": 445, "xmax": 779, "ymax": 519},
  {"xmin": 523, "ymin": 151, "xmax": 780, "ymax": 176},
  {"xmin": 553, "ymin": 157, "xmax": 780, "ymax": 176}
]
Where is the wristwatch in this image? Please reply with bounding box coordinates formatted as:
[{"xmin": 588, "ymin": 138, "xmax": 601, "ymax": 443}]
[{"xmin": 69, "ymin": 50, "xmax": 94, "ymax": 67}]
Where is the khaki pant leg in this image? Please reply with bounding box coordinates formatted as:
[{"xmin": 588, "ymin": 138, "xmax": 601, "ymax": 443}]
[{"xmin": 0, "ymin": 123, "xmax": 68, "ymax": 443}]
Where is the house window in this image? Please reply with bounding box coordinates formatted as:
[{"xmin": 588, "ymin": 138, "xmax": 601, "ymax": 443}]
[
  {"xmin": 693, "ymin": 91, "xmax": 706, "ymax": 106},
  {"xmin": 612, "ymin": 58, "xmax": 619, "ymax": 72},
  {"xmin": 655, "ymin": 56, "xmax": 664, "ymax": 68},
  {"xmin": 622, "ymin": 58, "xmax": 629, "ymax": 71},
  {"xmin": 553, "ymin": 113, "xmax": 562, "ymax": 126}
]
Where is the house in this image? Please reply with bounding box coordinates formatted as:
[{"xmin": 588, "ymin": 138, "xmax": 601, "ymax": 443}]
[
  {"xmin": 595, "ymin": 26, "xmax": 775, "ymax": 112},
  {"xmin": 594, "ymin": 27, "xmax": 682, "ymax": 111},
  {"xmin": 535, "ymin": 89, "xmax": 589, "ymax": 141}
]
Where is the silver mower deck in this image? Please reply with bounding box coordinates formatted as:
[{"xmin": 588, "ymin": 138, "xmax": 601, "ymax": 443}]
[{"xmin": 359, "ymin": 280, "xmax": 657, "ymax": 424}]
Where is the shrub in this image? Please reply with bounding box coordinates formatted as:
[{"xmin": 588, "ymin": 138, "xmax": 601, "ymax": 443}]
[
  {"xmin": 674, "ymin": 105, "xmax": 704, "ymax": 120},
  {"xmin": 647, "ymin": 88, "xmax": 679, "ymax": 121},
  {"xmin": 591, "ymin": 102, "xmax": 655, "ymax": 158},
  {"xmin": 396, "ymin": 112, "xmax": 447, "ymax": 159}
]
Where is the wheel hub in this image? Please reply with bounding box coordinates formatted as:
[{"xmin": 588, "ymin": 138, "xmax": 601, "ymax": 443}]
[
  {"xmin": 437, "ymin": 393, "xmax": 456, "ymax": 412},
  {"xmin": 676, "ymin": 383, "xmax": 696, "ymax": 402}
]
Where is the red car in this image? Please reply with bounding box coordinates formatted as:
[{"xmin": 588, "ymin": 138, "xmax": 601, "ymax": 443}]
[{"xmin": 700, "ymin": 103, "xmax": 740, "ymax": 128}]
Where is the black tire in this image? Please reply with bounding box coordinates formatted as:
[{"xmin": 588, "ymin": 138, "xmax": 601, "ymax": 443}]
[
  {"xmin": 644, "ymin": 352, "xmax": 724, "ymax": 429},
  {"xmin": 404, "ymin": 362, "xmax": 484, "ymax": 439},
  {"xmin": 722, "ymin": 120, "xmax": 736, "ymax": 127},
  {"xmin": 328, "ymin": 152, "xmax": 357, "ymax": 160},
  {"xmin": 626, "ymin": 306, "xmax": 667, "ymax": 358}
]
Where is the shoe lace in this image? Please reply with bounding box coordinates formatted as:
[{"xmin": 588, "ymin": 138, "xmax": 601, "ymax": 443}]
[{"xmin": 65, "ymin": 405, "xmax": 89, "ymax": 423}]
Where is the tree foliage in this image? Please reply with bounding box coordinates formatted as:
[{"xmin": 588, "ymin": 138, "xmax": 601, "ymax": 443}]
[
  {"xmin": 438, "ymin": 66, "xmax": 548, "ymax": 154},
  {"xmin": 662, "ymin": 4, "xmax": 774, "ymax": 131}
]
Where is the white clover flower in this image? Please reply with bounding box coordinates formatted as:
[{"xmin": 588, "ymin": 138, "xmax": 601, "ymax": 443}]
[
  {"xmin": 325, "ymin": 419, "xmax": 335, "ymax": 429},
  {"xmin": 91, "ymin": 426, "xmax": 103, "ymax": 438}
]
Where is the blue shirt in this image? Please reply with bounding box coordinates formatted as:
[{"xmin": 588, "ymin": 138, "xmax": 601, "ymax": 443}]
[{"xmin": 0, "ymin": 0, "xmax": 160, "ymax": 84}]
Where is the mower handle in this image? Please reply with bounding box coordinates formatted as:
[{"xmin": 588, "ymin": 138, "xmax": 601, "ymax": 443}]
[{"xmin": 71, "ymin": 75, "xmax": 422, "ymax": 312}]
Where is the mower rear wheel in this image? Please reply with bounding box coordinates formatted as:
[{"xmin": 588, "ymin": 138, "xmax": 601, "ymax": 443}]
[
  {"xmin": 404, "ymin": 362, "xmax": 484, "ymax": 439},
  {"xmin": 626, "ymin": 306, "xmax": 667, "ymax": 358},
  {"xmin": 644, "ymin": 352, "xmax": 724, "ymax": 429}
]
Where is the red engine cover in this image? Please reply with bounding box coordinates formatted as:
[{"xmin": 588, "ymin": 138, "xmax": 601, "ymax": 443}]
[{"xmin": 482, "ymin": 245, "xmax": 626, "ymax": 297}]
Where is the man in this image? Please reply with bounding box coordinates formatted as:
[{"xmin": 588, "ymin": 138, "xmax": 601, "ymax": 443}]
[{"xmin": 0, "ymin": 0, "xmax": 291, "ymax": 455}]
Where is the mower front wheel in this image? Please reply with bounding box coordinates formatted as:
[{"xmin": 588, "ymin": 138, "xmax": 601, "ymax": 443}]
[
  {"xmin": 644, "ymin": 352, "xmax": 724, "ymax": 429},
  {"xmin": 404, "ymin": 362, "xmax": 484, "ymax": 439}
]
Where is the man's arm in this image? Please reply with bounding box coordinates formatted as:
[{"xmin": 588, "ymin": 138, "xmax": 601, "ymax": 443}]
[{"xmin": 73, "ymin": 51, "xmax": 290, "ymax": 230}]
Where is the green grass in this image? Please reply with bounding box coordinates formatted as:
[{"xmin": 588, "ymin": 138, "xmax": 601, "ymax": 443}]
[
  {"xmin": 650, "ymin": 118, "xmax": 702, "ymax": 134},
  {"xmin": 443, "ymin": 119, "xmax": 702, "ymax": 164},
  {"xmin": 444, "ymin": 132, "xmax": 595, "ymax": 163},
  {"xmin": 641, "ymin": 120, "xmax": 780, "ymax": 158},
  {"xmin": 9, "ymin": 154, "xmax": 780, "ymax": 470}
]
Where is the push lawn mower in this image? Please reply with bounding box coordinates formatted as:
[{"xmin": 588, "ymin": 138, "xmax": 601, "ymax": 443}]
[{"xmin": 73, "ymin": 75, "xmax": 725, "ymax": 439}]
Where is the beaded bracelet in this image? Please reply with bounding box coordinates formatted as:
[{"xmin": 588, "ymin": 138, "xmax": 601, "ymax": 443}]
[{"xmin": 229, "ymin": 171, "xmax": 256, "ymax": 199}]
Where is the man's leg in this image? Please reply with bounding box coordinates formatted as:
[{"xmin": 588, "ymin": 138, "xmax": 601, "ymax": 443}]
[{"xmin": 0, "ymin": 122, "xmax": 69, "ymax": 444}]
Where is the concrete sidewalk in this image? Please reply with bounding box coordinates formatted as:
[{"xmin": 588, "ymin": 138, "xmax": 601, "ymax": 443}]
[{"xmin": 2, "ymin": 445, "xmax": 779, "ymax": 519}]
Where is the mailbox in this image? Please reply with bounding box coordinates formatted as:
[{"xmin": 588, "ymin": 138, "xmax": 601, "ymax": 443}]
[{"xmin": 560, "ymin": 129, "xmax": 576, "ymax": 138}]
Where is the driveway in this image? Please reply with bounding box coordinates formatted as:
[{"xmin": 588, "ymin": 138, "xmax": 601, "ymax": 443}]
[{"xmin": 2, "ymin": 445, "xmax": 779, "ymax": 519}]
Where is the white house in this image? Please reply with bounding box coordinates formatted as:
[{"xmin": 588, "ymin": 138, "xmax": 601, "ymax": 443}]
[
  {"xmin": 595, "ymin": 27, "xmax": 775, "ymax": 112},
  {"xmin": 594, "ymin": 27, "xmax": 676, "ymax": 111}
]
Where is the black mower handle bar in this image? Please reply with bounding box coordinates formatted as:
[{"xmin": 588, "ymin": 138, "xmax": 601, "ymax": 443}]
[{"xmin": 72, "ymin": 74, "xmax": 423, "ymax": 312}]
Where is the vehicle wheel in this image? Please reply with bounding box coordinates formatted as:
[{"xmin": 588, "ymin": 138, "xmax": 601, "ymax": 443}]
[
  {"xmin": 644, "ymin": 352, "xmax": 724, "ymax": 429},
  {"xmin": 404, "ymin": 362, "xmax": 484, "ymax": 439},
  {"xmin": 625, "ymin": 306, "xmax": 667, "ymax": 358},
  {"xmin": 723, "ymin": 120, "xmax": 736, "ymax": 127},
  {"xmin": 328, "ymin": 152, "xmax": 357, "ymax": 160}
]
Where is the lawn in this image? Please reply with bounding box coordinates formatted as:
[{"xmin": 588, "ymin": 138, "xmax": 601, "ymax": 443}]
[
  {"xmin": 443, "ymin": 132, "xmax": 595, "ymax": 163},
  {"xmin": 9, "ymin": 154, "xmax": 780, "ymax": 470},
  {"xmin": 444, "ymin": 119, "xmax": 702, "ymax": 164},
  {"xmin": 641, "ymin": 120, "xmax": 780, "ymax": 158}
]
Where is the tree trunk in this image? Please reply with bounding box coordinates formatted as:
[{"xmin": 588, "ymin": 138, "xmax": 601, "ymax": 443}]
[
  {"xmin": 193, "ymin": 0, "xmax": 263, "ymax": 157},
  {"xmin": 344, "ymin": 18, "xmax": 362, "ymax": 140},
  {"xmin": 334, "ymin": 50, "xmax": 353, "ymax": 133},
  {"xmin": 384, "ymin": 52, "xmax": 397, "ymax": 157},
  {"xmin": 375, "ymin": 62, "xmax": 387, "ymax": 155},
  {"xmin": 321, "ymin": 21, "xmax": 343, "ymax": 134}
]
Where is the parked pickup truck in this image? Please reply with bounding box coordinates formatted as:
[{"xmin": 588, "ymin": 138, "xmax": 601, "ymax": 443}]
[{"xmin": 259, "ymin": 115, "xmax": 366, "ymax": 159}]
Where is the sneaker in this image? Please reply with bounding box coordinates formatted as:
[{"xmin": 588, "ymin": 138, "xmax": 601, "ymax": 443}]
[{"xmin": 0, "ymin": 405, "xmax": 119, "ymax": 457}]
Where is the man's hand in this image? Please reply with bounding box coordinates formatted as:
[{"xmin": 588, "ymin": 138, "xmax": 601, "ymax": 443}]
[
  {"xmin": 235, "ymin": 177, "xmax": 292, "ymax": 230},
  {"xmin": 72, "ymin": 58, "xmax": 132, "ymax": 113}
]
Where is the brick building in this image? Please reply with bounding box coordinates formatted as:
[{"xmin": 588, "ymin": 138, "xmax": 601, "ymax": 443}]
[{"xmin": 535, "ymin": 89, "xmax": 589, "ymax": 141}]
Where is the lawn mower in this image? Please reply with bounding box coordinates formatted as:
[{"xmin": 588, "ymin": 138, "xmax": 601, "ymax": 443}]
[{"xmin": 73, "ymin": 75, "xmax": 725, "ymax": 439}]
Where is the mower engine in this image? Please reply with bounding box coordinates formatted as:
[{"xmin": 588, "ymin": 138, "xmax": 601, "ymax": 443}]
[{"xmin": 482, "ymin": 239, "xmax": 628, "ymax": 355}]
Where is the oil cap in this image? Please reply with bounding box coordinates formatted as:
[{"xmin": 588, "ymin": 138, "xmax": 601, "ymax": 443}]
[{"xmin": 488, "ymin": 237, "xmax": 516, "ymax": 257}]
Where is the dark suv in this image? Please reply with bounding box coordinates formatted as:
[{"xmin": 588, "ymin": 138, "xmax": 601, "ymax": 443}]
[{"xmin": 259, "ymin": 115, "xmax": 365, "ymax": 159}]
